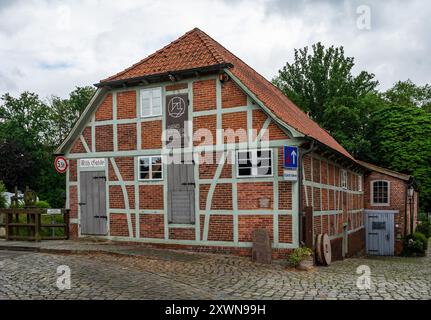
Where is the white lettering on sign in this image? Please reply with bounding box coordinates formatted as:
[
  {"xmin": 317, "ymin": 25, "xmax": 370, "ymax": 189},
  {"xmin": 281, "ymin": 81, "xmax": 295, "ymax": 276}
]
[
  {"xmin": 47, "ymin": 209, "xmax": 62, "ymax": 215},
  {"xmin": 283, "ymin": 169, "xmax": 298, "ymax": 181},
  {"xmin": 79, "ymin": 158, "xmax": 106, "ymax": 168}
]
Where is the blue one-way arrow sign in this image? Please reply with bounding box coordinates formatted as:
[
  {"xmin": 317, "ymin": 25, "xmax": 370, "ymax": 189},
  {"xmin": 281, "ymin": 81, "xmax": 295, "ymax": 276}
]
[{"xmin": 284, "ymin": 146, "xmax": 298, "ymax": 169}]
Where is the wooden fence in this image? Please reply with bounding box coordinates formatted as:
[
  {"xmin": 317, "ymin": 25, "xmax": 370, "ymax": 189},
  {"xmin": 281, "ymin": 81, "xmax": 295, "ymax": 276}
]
[{"xmin": 0, "ymin": 208, "xmax": 69, "ymax": 241}]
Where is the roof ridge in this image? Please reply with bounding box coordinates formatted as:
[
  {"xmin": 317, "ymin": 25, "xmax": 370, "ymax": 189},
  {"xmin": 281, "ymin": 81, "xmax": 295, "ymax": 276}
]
[
  {"xmin": 194, "ymin": 30, "xmax": 351, "ymax": 156},
  {"xmin": 102, "ymin": 28, "xmax": 200, "ymax": 82},
  {"xmin": 194, "ymin": 29, "xmax": 226, "ymax": 64}
]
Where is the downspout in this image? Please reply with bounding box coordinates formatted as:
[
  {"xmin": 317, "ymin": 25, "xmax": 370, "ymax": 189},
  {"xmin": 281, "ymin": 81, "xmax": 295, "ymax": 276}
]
[{"xmin": 298, "ymin": 140, "xmax": 317, "ymax": 246}]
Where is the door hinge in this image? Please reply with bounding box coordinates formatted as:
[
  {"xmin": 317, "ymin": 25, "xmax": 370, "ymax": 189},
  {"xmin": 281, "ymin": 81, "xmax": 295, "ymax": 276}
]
[
  {"xmin": 93, "ymin": 176, "xmax": 107, "ymax": 181},
  {"xmin": 78, "ymin": 202, "xmax": 86, "ymax": 206},
  {"xmin": 94, "ymin": 216, "xmax": 107, "ymax": 219},
  {"xmin": 182, "ymin": 183, "xmax": 196, "ymax": 186}
]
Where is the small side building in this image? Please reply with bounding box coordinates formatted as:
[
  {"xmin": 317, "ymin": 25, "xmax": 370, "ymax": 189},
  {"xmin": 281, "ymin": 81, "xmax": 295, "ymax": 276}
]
[{"xmin": 358, "ymin": 161, "xmax": 419, "ymax": 255}]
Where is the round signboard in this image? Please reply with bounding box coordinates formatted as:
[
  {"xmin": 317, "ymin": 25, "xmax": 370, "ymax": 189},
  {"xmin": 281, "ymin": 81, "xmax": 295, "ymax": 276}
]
[{"xmin": 54, "ymin": 156, "xmax": 68, "ymax": 173}]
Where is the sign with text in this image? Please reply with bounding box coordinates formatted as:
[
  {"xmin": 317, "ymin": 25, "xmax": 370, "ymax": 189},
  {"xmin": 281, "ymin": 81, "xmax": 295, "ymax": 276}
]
[
  {"xmin": 284, "ymin": 146, "xmax": 298, "ymax": 169},
  {"xmin": 166, "ymin": 93, "xmax": 188, "ymax": 148},
  {"xmin": 79, "ymin": 158, "xmax": 106, "ymax": 168},
  {"xmin": 54, "ymin": 156, "xmax": 68, "ymax": 173},
  {"xmin": 283, "ymin": 168, "xmax": 298, "ymax": 181}
]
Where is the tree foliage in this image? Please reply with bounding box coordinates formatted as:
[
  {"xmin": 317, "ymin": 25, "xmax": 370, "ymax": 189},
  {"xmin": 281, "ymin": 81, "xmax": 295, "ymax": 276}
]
[
  {"xmin": 274, "ymin": 43, "xmax": 431, "ymax": 212},
  {"xmin": 0, "ymin": 86, "xmax": 95, "ymax": 208},
  {"xmin": 273, "ymin": 42, "xmax": 379, "ymax": 159}
]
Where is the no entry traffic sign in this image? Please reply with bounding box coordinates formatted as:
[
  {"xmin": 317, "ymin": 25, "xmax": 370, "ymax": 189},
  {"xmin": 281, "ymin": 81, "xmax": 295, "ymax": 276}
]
[{"xmin": 54, "ymin": 156, "xmax": 68, "ymax": 173}]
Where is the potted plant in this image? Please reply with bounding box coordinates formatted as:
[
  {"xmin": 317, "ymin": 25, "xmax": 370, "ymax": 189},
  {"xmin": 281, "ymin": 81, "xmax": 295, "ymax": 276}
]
[{"xmin": 287, "ymin": 247, "xmax": 314, "ymax": 271}]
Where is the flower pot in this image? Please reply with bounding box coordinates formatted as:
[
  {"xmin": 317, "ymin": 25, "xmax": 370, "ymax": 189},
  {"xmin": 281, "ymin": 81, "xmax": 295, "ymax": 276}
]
[{"xmin": 297, "ymin": 255, "xmax": 314, "ymax": 271}]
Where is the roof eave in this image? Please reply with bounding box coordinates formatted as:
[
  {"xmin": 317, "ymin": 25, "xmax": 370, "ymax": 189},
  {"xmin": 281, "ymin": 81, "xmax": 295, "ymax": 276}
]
[{"xmin": 96, "ymin": 63, "xmax": 233, "ymax": 89}]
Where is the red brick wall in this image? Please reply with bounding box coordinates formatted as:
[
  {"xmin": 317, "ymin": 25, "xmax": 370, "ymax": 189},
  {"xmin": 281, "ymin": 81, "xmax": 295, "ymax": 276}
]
[
  {"xmin": 364, "ymin": 172, "xmax": 410, "ymax": 250},
  {"xmin": 140, "ymin": 214, "xmax": 164, "ymax": 239},
  {"xmin": 193, "ymin": 115, "xmax": 216, "ymax": 146},
  {"xmin": 109, "ymin": 185, "xmax": 135, "ymax": 209},
  {"xmin": 166, "ymin": 83, "xmax": 188, "ymax": 91},
  {"xmin": 110, "ymin": 157, "xmax": 135, "ymax": 181},
  {"xmin": 139, "ymin": 185, "xmax": 163, "ymax": 209},
  {"xmin": 199, "ymin": 184, "xmax": 233, "ymax": 210},
  {"xmin": 95, "ymin": 125, "xmax": 114, "ymax": 152},
  {"xmin": 238, "ymin": 182, "xmax": 273, "ymax": 210},
  {"xmin": 95, "ymin": 94, "xmax": 113, "ymax": 121},
  {"xmin": 141, "ymin": 120, "xmax": 162, "ymax": 149},
  {"xmin": 169, "ymin": 227, "xmax": 196, "ymax": 240},
  {"xmin": 193, "ymin": 79, "xmax": 216, "ymax": 111},
  {"xmin": 238, "ymin": 215, "xmax": 273, "ymax": 242},
  {"xmin": 69, "ymin": 160, "xmax": 77, "ymax": 181},
  {"xmin": 117, "ymin": 90, "xmax": 136, "ymax": 119},
  {"xmin": 208, "ymin": 215, "xmax": 234, "ymax": 242},
  {"xmin": 301, "ymin": 153, "xmax": 365, "ymax": 257},
  {"xmin": 110, "ymin": 213, "xmax": 135, "ymax": 237},
  {"xmin": 118, "ymin": 124, "xmax": 137, "ymax": 151},
  {"xmin": 279, "ymin": 215, "xmax": 292, "ymax": 243},
  {"xmin": 221, "ymin": 80, "xmax": 247, "ymax": 108},
  {"xmin": 69, "ymin": 186, "xmax": 78, "ymax": 219},
  {"xmin": 222, "ymin": 112, "xmax": 248, "ymax": 144}
]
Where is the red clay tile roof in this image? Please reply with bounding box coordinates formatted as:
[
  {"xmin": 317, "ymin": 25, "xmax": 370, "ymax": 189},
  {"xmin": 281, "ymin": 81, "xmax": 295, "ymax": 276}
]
[
  {"xmin": 103, "ymin": 28, "xmax": 353, "ymax": 160},
  {"xmin": 356, "ymin": 160, "xmax": 411, "ymax": 181}
]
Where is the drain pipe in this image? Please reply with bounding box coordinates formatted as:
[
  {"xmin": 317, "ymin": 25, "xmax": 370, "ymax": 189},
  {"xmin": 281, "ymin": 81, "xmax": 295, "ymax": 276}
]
[{"xmin": 298, "ymin": 140, "xmax": 317, "ymax": 246}]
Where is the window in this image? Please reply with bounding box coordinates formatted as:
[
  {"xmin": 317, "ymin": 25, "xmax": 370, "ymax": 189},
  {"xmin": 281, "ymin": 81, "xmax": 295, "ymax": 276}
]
[
  {"xmin": 237, "ymin": 149, "xmax": 273, "ymax": 178},
  {"xmin": 138, "ymin": 156, "xmax": 163, "ymax": 180},
  {"xmin": 372, "ymin": 180, "xmax": 389, "ymax": 205},
  {"xmin": 358, "ymin": 175, "xmax": 363, "ymax": 192},
  {"xmin": 140, "ymin": 87, "xmax": 162, "ymax": 117},
  {"xmin": 341, "ymin": 170, "xmax": 347, "ymax": 189}
]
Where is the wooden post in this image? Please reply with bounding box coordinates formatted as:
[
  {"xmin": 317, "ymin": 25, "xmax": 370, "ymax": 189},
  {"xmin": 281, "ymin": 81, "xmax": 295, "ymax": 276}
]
[
  {"xmin": 64, "ymin": 209, "xmax": 70, "ymax": 240},
  {"xmin": 304, "ymin": 206, "xmax": 314, "ymax": 248},
  {"xmin": 34, "ymin": 211, "xmax": 41, "ymax": 242},
  {"xmin": 5, "ymin": 211, "xmax": 10, "ymax": 241}
]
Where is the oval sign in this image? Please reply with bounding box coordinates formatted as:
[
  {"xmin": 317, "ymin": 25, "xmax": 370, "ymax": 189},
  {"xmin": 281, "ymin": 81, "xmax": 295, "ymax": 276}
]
[{"xmin": 54, "ymin": 156, "xmax": 68, "ymax": 173}]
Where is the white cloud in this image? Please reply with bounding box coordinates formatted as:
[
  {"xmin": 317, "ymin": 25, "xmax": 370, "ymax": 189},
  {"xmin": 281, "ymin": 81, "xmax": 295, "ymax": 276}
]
[{"xmin": 0, "ymin": 0, "xmax": 430, "ymax": 98}]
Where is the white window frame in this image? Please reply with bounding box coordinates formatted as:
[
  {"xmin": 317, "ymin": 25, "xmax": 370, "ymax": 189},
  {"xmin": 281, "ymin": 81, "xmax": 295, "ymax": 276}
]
[
  {"xmin": 140, "ymin": 87, "xmax": 162, "ymax": 118},
  {"xmin": 341, "ymin": 169, "xmax": 348, "ymax": 189},
  {"xmin": 138, "ymin": 155, "xmax": 163, "ymax": 181},
  {"xmin": 370, "ymin": 180, "xmax": 390, "ymax": 206},
  {"xmin": 236, "ymin": 149, "xmax": 274, "ymax": 178}
]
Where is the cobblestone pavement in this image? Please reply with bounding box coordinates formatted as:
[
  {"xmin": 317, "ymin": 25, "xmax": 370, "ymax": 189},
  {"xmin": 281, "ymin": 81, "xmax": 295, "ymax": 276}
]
[{"xmin": 0, "ymin": 246, "xmax": 430, "ymax": 300}]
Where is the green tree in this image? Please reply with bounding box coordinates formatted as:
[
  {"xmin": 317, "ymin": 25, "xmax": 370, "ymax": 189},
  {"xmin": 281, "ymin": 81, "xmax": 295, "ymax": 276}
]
[
  {"xmin": 273, "ymin": 42, "xmax": 380, "ymax": 159},
  {"xmin": 370, "ymin": 103, "xmax": 431, "ymax": 212},
  {"xmin": 384, "ymin": 80, "xmax": 431, "ymax": 112},
  {"xmin": 0, "ymin": 86, "xmax": 95, "ymax": 208},
  {"xmin": 49, "ymin": 86, "xmax": 96, "ymax": 146}
]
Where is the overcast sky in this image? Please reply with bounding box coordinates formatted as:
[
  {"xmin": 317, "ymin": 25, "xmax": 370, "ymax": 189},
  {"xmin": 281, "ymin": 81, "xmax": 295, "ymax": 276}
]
[{"xmin": 0, "ymin": 0, "xmax": 430, "ymax": 98}]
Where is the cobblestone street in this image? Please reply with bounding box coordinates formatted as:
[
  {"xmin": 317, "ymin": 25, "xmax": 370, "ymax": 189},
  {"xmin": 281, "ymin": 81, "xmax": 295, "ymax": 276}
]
[{"xmin": 0, "ymin": 246, "xmax": 430, "ymax": 300}]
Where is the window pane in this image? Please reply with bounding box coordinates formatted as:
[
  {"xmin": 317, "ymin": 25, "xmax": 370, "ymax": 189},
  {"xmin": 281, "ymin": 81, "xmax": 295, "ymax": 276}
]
[
  {"xmin": 152, "ymin": 88, "xmax": 161, "ymax": 98},
  {"xmin": 257, "ymin": 167, "xmax": 272, "ymax": 176},
  {"xmin": 238, "ymin": 151, "xmax": 250, "ymax": 161},
  {"xmin": 257, "ymin": 150, "xmax": 271, "ymax": 159},
  {"xmin": 152, "ymin": 171, "xmax": 162, "ymax": 179},
  {"xmin": 141, "ymin": 98, "xmax": 151, "ymax": 116},
  {"xmin": 141, "ymin": 90, "xmax": 151, "ymax": 99},
  {"xmin": 238, "ymin": 168, "xmax": 252, "ymax": 176},
  {"xmin": 257, "ymin": 158, "xmax": 271, "ymax": 167},
  {"xmin": 140, "ymin": 171, "xmax": 150, "ymax": 180},
  {"xmin": 151, "ymin": 157, "xmax": 162, "ymax": 173}
]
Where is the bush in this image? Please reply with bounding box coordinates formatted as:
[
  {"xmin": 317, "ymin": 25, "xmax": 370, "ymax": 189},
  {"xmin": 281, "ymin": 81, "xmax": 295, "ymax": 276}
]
[
  {"xmin": 0, "ymin": 181, "xmax": 6, "ymax": 209},
  {"xmin": 287, "ymin": 247, "xmax": 313, "ymax": 267},
  {"xmin": 35, "ymin": 201, "xmax": 51, "ymax": 209},
  {"xmin": 413, "ymin": 232, "xmax": 428, "ymax": 250},
  {"xmin": 402, "ymin": 232, "xmax": 428, "ymax": 257},
  {"xmin": 416, "ymin": 221, "xmax": 431, "ymax": 239}
]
